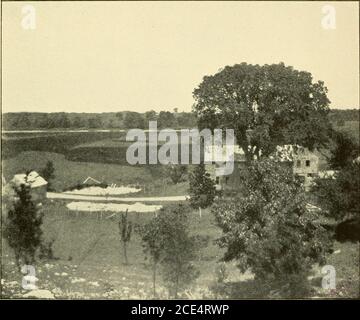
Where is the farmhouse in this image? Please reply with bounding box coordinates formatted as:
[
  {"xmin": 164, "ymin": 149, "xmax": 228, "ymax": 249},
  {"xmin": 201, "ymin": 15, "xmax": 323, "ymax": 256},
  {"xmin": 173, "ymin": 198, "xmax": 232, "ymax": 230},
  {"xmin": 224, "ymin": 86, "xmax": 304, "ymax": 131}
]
[
  {"xmin": 205, "ymin": 144, "xmax": 246, "ymax": 191},
  {"xmin": 275, "ymin": 145, "xmax": 320, "ymax": 190},
  {"xmin": 206, "ymin": 144, "xmax": 321, "ymax": 191},
  {"xmin": 10, "ymin": 171, "xmax": 48, "ymax": 202}
]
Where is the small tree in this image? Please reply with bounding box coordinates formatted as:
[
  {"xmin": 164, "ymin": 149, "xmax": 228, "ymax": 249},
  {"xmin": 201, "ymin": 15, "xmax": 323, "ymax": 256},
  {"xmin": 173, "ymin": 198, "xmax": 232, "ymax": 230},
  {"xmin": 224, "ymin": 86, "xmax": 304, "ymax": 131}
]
[
  {"xmin": 189, "ymin": 163, "xmax": 216, "ymax": 216},
  {"xmin": 4, "ymin": 185, "xmax": 43, "ymax": 270},
  {"xmin": 140, "ymin": 204, "xmax": 199, "ymax": 298},
  {"xmin": 167, "ymin": 164, "xmax": 187, "ymax": 184},
  {"xmin": 40, "ymin": 160, "xmax": 55, "ymax": 191},
  {"xmin": 118, "ymin": 209, "xmax": 132, "ymax": 265},
  {"xmin": 138, "ymin": 214, "xmax": 163, "ymax": 297},
  {"xmin": 212, "ymin": 160, "xmax": 332, "ymax": 297}
]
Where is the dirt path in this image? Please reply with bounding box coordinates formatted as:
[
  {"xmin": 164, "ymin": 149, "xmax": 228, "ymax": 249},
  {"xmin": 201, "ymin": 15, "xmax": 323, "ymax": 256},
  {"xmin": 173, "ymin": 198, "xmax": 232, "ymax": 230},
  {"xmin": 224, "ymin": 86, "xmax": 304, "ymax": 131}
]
[{"xmin": 47, "ymin": 192, "xmax": 188, "ymax": 202}]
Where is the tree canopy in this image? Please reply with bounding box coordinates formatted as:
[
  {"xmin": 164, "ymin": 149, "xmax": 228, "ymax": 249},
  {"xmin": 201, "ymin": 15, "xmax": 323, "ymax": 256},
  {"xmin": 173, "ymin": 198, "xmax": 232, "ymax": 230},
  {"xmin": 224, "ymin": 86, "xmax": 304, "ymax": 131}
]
[{"xmin": 193, "ymin": 62, "xmax": 332, "ymax": 160}]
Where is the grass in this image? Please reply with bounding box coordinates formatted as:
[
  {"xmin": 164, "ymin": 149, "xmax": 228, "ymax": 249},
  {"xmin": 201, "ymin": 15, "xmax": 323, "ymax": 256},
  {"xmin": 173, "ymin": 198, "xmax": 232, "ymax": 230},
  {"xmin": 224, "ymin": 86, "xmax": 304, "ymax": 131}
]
[
  {"xmin": 2, "ymin": 199, "xmax": 359, "ymax": 299},
  {"xmin": 1, "ymin": 202, "xmax": 232, "ymax": 299},
  {"xmin": 2, "ymin": 151, "xmax": 189, "ymax": 196},
  {"xmin": 320, "ymin": 241, "xmax": 360, "ymax": 298}
]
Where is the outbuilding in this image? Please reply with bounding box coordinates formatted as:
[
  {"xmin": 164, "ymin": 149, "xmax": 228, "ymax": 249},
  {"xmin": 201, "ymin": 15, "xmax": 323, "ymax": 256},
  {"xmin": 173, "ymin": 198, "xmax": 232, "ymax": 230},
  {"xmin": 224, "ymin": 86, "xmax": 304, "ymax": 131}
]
[{"xmin": 10, "ymin": 171, "xmax": 48, "ymax": 202}]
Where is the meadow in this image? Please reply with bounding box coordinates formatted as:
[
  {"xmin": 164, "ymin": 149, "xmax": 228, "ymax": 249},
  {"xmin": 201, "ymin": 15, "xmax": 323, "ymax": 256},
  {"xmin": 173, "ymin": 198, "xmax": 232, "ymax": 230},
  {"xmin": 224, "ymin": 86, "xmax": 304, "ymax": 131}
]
[
  {"xmin": 1, "ymin": 131, "xmax": 359, "ymax": 299},
  {"xmin": 2, "ymin": 201, "xmax": 358, "ymax": 299},
  {"xmin": 2, "ymin": 151, "xmax": 188, "ymax": 196},
  {"xmin": 1, "ymin": 131, "xmax": 123, "ymax": 160}
]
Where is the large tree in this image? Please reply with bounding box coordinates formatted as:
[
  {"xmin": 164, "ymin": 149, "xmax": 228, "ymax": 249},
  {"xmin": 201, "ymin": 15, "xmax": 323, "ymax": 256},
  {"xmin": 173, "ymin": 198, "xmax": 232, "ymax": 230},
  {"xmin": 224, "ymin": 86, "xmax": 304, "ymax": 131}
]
[{"xmin": 193, "ymin": 63, "xmax": 331, "ymax": 161}]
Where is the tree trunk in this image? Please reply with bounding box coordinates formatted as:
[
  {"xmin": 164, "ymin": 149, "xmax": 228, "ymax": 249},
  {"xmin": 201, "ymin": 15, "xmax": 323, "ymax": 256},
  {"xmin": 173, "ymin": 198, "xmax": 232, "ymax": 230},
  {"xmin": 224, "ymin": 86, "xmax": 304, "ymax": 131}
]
[
  {"xmin": 152, "ymin": 261, "xmax": 157, "ymax": 298},
  {"xmin": 123, "ymin": 242, "xmax": 128, "ymax": 265}
]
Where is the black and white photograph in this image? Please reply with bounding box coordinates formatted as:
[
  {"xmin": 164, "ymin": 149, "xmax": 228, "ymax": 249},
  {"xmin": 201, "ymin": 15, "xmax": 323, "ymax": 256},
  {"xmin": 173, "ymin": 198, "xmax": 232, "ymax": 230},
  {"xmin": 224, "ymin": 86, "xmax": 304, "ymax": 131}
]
[{"xmin": 1, "ymin": 1, "xmax": 359, "ymax": 303}]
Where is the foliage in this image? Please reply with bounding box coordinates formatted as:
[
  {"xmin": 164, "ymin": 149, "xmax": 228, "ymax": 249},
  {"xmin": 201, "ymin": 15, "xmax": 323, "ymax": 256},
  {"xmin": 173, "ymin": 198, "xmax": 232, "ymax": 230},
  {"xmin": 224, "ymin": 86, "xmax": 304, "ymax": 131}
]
[
  {"xmin": 166, "ymin": 164, "xmax": 187, "ymax": 184},
  {"xmin": 312, "ymin": 162, "xmax": 360, "ymax": 221},
  {"xmin": 189, "ymin": 163, "xmax": 216, "ymax": 209},
  {"xmin": 39, "ymin": 238, "xmax": 58, "ymax": 261},
  {"xmin": 214, "ymin": 262, "xmax": 228, "ymax": 284},
  {"xmin": 212, "ymin": 159, "xmax": 332, "ymax": 297},
  {"xmin": 124, "ymin": 112, "xmax": 145, "ymax": 129},
  {"xmin": 88, "ymin": 116, "xmax": 103, "ymax": 129},
  {"xmin": 193, "ymin": 62, "xmax": 331, "ymax": 161},
  {"xmin": 158, "ymin": 111, "xmax": 176, "ymax": 128},
  {"xmin": 139, "ymin": 204, "xmax": 200, "ymax": 298},
  {"xmin": 118, "ymin": 210, "xmax": 133, "ymax": 265},
  {"xmin": 40, "ymin": 160, "xmax": 55, "ymax": 191},
  {"xmin": 2, "ymin": 111, "xmax": 197, "ymax": 131},
  {"xmin": 328, "ymin": 109, "xmax": 359, "ymax": 123},
  {"xmin": 4, "ymin": 185, "xmax": 44, "ymax": 269},
  {"xmin": 329, "ymin": 130, "xmax": 359, "ymax": 169},
  {"xmin": 176, "ymin": 112, "xmax": 197, "ymax": 128},
  {"xmin": 144, "ymin": 110, "xmax": 157, "ymax": 123}
]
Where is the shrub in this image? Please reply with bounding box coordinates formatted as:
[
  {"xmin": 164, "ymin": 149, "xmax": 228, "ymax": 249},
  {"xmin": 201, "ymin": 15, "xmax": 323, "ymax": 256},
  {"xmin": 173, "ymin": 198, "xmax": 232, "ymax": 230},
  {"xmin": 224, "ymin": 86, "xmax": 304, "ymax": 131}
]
[
  {"xmin": 166, "ymin": 164, "xmax": 187, "ymax": 184},
  {"xmin": 189, "ymin": 163, "xmax": 216, "ymax": 211},
  {"xmin": 312, "ymin": 162, "xmax": 360, "ymax": 222},
  {"xmin": 40, "ymin": 160, "xmax": 55, "ymax": 191},
  {"xmin": 139, "ymin": 204, "xmax": 200, "ymax": 298}
]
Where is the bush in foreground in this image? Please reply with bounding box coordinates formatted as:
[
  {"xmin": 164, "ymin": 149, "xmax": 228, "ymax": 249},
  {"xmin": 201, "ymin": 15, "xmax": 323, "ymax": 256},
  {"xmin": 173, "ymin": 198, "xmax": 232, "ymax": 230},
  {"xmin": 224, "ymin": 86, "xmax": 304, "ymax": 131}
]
[
  {"xmin": 212, "ymin": 159, "xmax": 332, "ymax": 297},
  {"xmin": 139, "ymin": 204, "xmax": 199, "ymax": 298},
  {"xmin": 4, "ymin": 185, "xmax": 44, "ymax": 270}
]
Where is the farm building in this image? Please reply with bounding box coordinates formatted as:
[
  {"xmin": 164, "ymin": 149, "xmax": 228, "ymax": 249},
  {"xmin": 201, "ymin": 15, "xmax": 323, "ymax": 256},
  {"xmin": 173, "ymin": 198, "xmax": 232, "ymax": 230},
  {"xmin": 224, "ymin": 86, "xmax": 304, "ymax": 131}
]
[
  {"xmin": 9, "ymin": 171, "xmax": 48, "ymax": 203},
  {"xmin": 82, "ymin": 176, "xmax": 102, "ymax": 186},
  {"xmin": 205, "ymin": 144, "xmax": 321, "ymax": 191},
  {"xmin": 204, "ymin": 144, "xmax": 246, "ymax": 191},
  {"xmin": 275, "ymin": 145, "xmax": 320, "ymax": 190}
]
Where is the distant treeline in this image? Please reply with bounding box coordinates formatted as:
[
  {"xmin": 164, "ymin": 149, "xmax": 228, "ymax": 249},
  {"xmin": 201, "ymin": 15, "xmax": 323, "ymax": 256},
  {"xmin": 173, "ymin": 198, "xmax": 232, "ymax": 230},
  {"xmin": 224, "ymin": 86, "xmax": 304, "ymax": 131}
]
[
  {"xmin": 2, "ymin": 109, "xmax": 358, "ymax": 131},
  {"xmin": 328, "ymin": 109, "xmax": 359, "ymax": 126},
  {"xmin": 2, "ymin": 110, "xmax": 197, "ymax": 130}
]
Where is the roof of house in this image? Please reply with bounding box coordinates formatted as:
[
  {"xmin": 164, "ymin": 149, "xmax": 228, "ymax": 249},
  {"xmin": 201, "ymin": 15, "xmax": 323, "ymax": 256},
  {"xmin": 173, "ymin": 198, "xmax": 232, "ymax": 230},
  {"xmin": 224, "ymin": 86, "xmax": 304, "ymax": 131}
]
[
  {"xmin": 83, "ymin": 176, "xmax": 101, "ymax": 184},
  {"xmin": 11, "ymin": 171, "xmax": 48, "ymax": 189}
]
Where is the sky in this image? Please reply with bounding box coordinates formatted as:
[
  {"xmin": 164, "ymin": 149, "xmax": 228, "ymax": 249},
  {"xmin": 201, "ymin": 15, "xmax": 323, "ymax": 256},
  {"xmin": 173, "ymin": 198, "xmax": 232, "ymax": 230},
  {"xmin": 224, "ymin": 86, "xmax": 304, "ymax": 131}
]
[{"xmin": 2, "ymin": 1, "xmax": 359, "ymax": 113}]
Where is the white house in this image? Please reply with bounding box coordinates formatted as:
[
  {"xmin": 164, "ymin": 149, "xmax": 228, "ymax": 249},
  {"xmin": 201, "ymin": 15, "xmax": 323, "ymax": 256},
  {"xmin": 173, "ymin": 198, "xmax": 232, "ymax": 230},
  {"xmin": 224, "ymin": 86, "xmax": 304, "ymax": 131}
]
[{"xmin": 10, "ymin": 171, "xmax": 48, "ymax": 202}]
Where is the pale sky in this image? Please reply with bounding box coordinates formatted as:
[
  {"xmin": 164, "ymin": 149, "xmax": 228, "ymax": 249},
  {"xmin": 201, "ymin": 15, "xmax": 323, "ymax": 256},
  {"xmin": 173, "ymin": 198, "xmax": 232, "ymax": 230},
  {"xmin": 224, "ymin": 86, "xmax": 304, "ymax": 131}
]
[{"xmin": 2, "ymin": 1, "xmax": 359, "ymax": 113}]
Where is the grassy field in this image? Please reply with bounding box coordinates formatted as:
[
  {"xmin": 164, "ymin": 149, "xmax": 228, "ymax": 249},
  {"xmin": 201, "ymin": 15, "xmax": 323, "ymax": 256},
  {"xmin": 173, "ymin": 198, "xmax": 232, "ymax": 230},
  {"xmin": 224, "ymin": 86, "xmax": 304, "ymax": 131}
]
[
  {"xmin": 2, "ymin": 151, "xmax": 189, "ymax": 196},
  {"xmin": 1, "ymin": 131, "xmax": 359, "ymax": 299},
  {"xmin": 1, "ymin": 131, "xmax": 124, "ymax": 159},
  {"xmin": 2, "ymin": 200, "xmax": 358, "ymax": 299}
]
